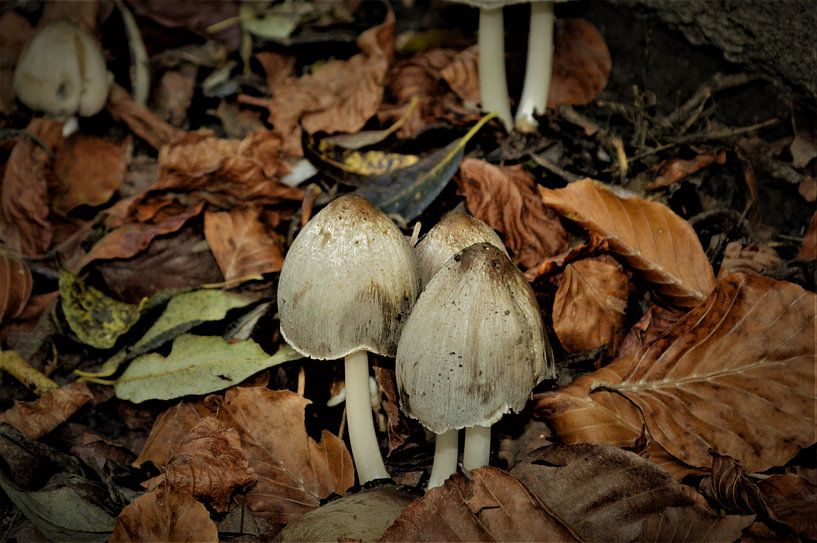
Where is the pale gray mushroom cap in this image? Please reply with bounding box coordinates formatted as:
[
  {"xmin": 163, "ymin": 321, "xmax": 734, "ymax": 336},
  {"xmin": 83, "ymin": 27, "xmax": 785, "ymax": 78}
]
[
  {"xmin": 13, "ymin": 21, "xmax": 110, "ymax": 117},
  {"xmin": 396, "ymin": 242, "xmax": 551, "ymax": 434},
  {"xmin": 415, "ymin": 212, "xmax": 507, "ymax": 289},
  {"xmin": 278, "ymin": 195, "xmax": 418, "ymax": 360}
]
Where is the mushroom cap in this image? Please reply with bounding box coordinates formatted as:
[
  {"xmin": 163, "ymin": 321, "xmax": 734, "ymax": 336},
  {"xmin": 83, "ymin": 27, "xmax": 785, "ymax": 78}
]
[
  {"xmin": 13, "ymin": 21, "xmax": 110, "ymax": 117},
  {"xmin": 445, "ymin": 0, "xmax": 559, "ymax": 8},
  {"xmin": 396, "ymin": 242, "xmax": 551, "ymax": 433},
  {"xmin": 278, "ymin": 195, "xmax": 418, "ymax": 360},
  {"xmin": 415, "ymin": 212, "xmax": 507, "ymax": 289}
]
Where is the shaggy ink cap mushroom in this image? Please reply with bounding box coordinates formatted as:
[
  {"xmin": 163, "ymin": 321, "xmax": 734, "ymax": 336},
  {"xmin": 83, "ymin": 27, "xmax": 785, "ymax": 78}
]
[
  {"xmin": 278, "ymin": 195, "xmax": 418, "ymax": 484},
  {"xmin": 397, "ymin": 242, "xmax": 553, "ymax": 482},
  {"xmin": 13, "ymin": 21, "xmax": 110, "ymax": 118}
]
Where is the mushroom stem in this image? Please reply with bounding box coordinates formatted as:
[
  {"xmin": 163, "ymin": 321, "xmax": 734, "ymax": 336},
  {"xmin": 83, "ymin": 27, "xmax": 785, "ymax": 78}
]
[
  {"xmin": 515, "ymin": 1, "xmax": 555, "ymax": 133},
  {"xmin": 344, "ymin": 350, "xmax": 390, "ymax": 484},
  {"xmin": 478, "ymin": 7, "xmax": 513, "ymax": 131},
  {"xmin": 427, "ymin": 429, "xmax": 459, "ymax": 489},
  {"xmin": 462, "ymin": 425, "xmax": 491, "ymax": 470}
]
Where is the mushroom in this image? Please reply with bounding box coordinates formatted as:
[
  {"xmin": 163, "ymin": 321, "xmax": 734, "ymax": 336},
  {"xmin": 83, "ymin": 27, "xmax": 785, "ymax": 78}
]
[
  {"xmin": 13, "ymin": 20, "xmax": 110, "ymax": 118},
  {"xmin": 515, "ymin": 1, "xmax": 556, "ymax": 132},
  {"xmin": 278, "ymin": 195, "xmax": 418, "ymax": 484},
  {"xmin": 397, "ymin": 242, "xmax": 552, "ymax": 487}
]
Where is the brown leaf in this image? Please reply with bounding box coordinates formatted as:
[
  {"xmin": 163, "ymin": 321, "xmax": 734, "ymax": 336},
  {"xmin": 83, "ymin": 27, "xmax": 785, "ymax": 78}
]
[
  {"xmin": 107, "ymin": 84, "xmax": 184, "ymax": 150},
  {"xmin": 540, "ymin": 179, "xmax": 716, "ymax": 307},
  {"xmin": 699, "ymin": 453, "xmax": 768, "ymax": 515},
  {"xmin": 0, "ymin": 249, "xmax": 32, "ymax": 325},
  {"xmin": 638, "ymin": 506, "xmax": 754, "ymax": 542},
  {"xmin": 536, "ymin": 273, "xmax": 816, "ymax": 472},
  {"xmin": 759, "ymin": 470, "xmax": 817, "ymax": 539},
  {"xmin": 647, "ymin": 150, "xmax": 727, "ymax": 190},
  {"xmin": 266, "ymin": 12, "xmax": 395, "ymax": 156},
  {"xmin": 0, "ymin": 383, "xmax": 94, "ymax": 440},
  {"xmin": 52, "ymin": 135, "xmax": 130, "ymax": 215},
  {"xmin": 549, "ymin": 19, "xmax": 612, "ymax": 108},
  {"xmin": 134, "ymin": 401, "xmax": 212, "ymax": 469},
  {"xmin": 111, "ymin": 486, "xmax": 218, "ymax": 543},
  {"xmin": 718, "ymin": 241, "xmax": 783, "ymax": 279},
  {"xmin": 204, "ymin": 207, "xmax": 284, "ymax": 280},
  {"xmin": 0, "ymin": 12, "xmax": 34, "ymax": 114},
  {"xmin": 498, "ymin": 420, "xmax": 553, "ymax": 469},
  {"xmin": 553, "ymin": 256, "xmax": 630, "ymax": 353},
  {"xmin": 616, "ymin": 303, "xmax": 685, "ymax": 361},
  {"xmin": 458, "ymin": 159, "xmax": 569, "ymax": 270},
  {"xmin": 1, "ymin": 118, "xmax": 63, "ymax": 256},
  {"xmin": 440, "ymin": 45, "xmax": 480, "ymax": 105},
  {"xmin": 216, "ymin": 387, "xmax": 354, "ymax": 527},
  {"xmin": 797, "ymin": 210, "xmax": 817, "ymax": 261},
  {"xmin": 144, "ymin": 417, "xmax": 256, "ymax": 512},
  {"xmin": 380, "ymin": 467, "xmax": 579, "ymax": 542},
  {"xmin": 374, "ymin": 365, "xmax": 423, "ymax": 455},
  {"xmin": 153, "ymin": 69, "xmax": 197, "ymax": 127},
  {"xmin": 255, "ymin": 51, "xmax": 295, "ymax": 93},
  {"xmin": 799, "ymin": 175, "xmax": 817, "ymax": 203},
  {"xmin": 790, "ymin": 130, "xmax": 817, "ymax": 169},
  {"xmin": 511, "ymin": 444, "xmax": 691, "ymax": 542}
]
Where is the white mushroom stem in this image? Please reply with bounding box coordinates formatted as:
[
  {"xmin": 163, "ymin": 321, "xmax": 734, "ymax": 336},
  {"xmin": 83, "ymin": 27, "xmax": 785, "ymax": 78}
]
[
  {"xmin": 515, "ymin": 1, "xmax": 555, "ymax": 133},
  {"xmin": 462, "ymin": 425, "xmax": 491, "ymax": 471},
  {"xmin": 344, "ymin": 350, "xmax": 390, "ymax": 484},
  {"xmin": 478, "ymin": 7, "xmax": 513, "ymax": 131},
  {"xmin": 427, "ymin": 429, "xmax": 459, "ymax": 489}
]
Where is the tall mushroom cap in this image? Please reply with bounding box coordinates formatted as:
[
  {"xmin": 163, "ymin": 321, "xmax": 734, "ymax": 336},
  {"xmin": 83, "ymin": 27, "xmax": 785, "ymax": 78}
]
[
  {"xmin": 396, "ymin": 242, "xmax": 550, "ymax": 434},
  {"xmin": 13, "ymin": 21, "xmax": 110, "ymax": 117},
  {"xmin": 415, "ymin": 212, "xmax": 507, "ymax": 289},
  {"xmin": 278, "ymin": 195, "xmax": 418, "ymax": 360}
]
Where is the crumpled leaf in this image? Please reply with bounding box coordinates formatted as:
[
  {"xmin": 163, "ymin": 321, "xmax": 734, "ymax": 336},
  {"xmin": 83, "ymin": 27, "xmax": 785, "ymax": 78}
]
[
  {"xmin": 647, "ymin": 149, "xmax": 727, "ymax": 190},
  {"xmin": 699, "ymin": 453, "xmax": 767, "ymax": 515},
  {"xmin": 553, "ymin": 256, "xmax": 630, "ymax": 353},
  {"xmin": 535, "ymin": 273, "xmax": 816, "ymax": 472},
  {"xmin": 134, "ymin": 401, "xmax": 212, "ymax": 469},
  {"xmin": 797, "ymin": 210, "xmax": 817, "ymax": 261},
  {"xmin": 59, "ymin": 271, "xmax": 142, "ymax": 349},
  {"xmin": 106, "ymin": 84, "xmax": 184, "ymax": 150},
  {"xmin": 110, "ymin": 486, "xmax": 217, "ymax": 543},
  {"xmin": 718, "ymin": 241, "xmax": 783, "ymax": 278},
  {"xmin": 114, "ymin": 335, "xmax": 302, "ymax": 403},
  {"xmin": 204, "ymin": 207, "xmax": 285, "ymax": 280},
  {"xmin": 0, "ymin": 383, "xmax": 94, "ymax": 440},
  {"xmin": 440, "ymin": 45, "xmax": 479, "ymax": 104},
  {"xmin": 380, "ymin": 467, "xmax": 579, "ymax": 542},
  {"xmin": 266, "ymin": 12, "xmax": 395, "ymax": 156},
  {"xmin": 759, "ymin": 469, "xmax": 817, "ymax": 539},
  {"xmin": 540, "ymin": 179, "xmax": 716, "ymax": 307},
  {"xmin": 638, "ymin": 506, "xmax": 754, "ymax": 542},
  {"xmin": 52, "ymin": 135, "xmax": 130, "ymax": 215},
  {"xmin": 0, "ymin": 248, "xmax": 32, "ymax": 325},
  {"xmin": 373, "ymin": 365, "xmax": 424, "ymax": 455},
  {"xmin": 457, "ymin": 159, "xmax": 569, "ymax": 270},
  {"xmin": 548, "ymin": 19, "xmax": 612, "ymax": 108},
  {"xmin": 511, "ymin": 444, "xmax": 691, "ymax": 542},
  {"xmin": 216, "ymin": 387, "xmax": 354, "ymax": 528},
  {"xmin": 143, "ymin": 417, "xmax": 256, "ymax": 512}
]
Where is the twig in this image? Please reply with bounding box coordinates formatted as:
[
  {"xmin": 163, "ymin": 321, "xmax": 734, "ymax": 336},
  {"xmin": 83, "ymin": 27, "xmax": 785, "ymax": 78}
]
[
  {"xmin": 530, "ymin": 153, "xmax": 582, "ymax": 182},
  {"xmin": 0, "ymin": 350, "xmax": 59, "ymax": 396},
  {"xmin": 668, "ymin": 118, "xmax": 778, "ymax": 145},
  {"xmin": 661, "ymin": 73, "xmax": 758, "ymax": 127}
]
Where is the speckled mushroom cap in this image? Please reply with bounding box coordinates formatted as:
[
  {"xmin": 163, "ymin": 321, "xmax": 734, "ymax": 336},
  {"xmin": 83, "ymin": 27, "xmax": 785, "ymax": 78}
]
[
  {"xmin": 415, "ymin": 212, "xmax": 507, "ymax": 289},
  {"xmin": 278, "ymin": 195, "xmax": 418, "ymax": 360},
  {"xmin": 396, "ymin": 242, "xmax": 551, "ymax": 434}
]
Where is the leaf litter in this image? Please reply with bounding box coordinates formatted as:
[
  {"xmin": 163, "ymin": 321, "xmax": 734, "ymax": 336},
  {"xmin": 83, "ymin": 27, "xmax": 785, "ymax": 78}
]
[{"xmin": 0, "ymin": 1, "xmax": 815, "ymax": 541}]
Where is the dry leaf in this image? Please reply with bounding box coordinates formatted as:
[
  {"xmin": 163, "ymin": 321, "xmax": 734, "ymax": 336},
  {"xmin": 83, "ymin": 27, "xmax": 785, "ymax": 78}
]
[
  {"xmin": 107, "ymin": 84, "xmax": 184, "ymax": 150},
  {"xmin": 255, "ymin": 51, "xmax": 295, "ymax": 93},
  {"xmin": 0, "ymin": 249, "xmax": 32, "ymax": 325},
  {"xmin": 797, "ymin": 210, "xmax": 817, "ymax": 261},
  {"xmin": 799, "ymin": 175, "xmax": 817, "ymax": 203},
  {"xmin": 111, "ymin": 486, "xmax": 218, "ymax": 543},
  {"xmin": 144, "ymin": 417, "xmax": 256, "ymax": 512},
  {"xmin": 498, "ymin": 420, "xmax": 553, "ymax": 469},
  {"xmin": 380, "ymin": 467, "xmax": 579, "ymax": 542},
  {"xmin": 638, "ymin": 506, "xmax": 754, "ymax": 542},
  {"xmin": 511, "ymin": 444, "xmax": 691, "ymax": 542},
  {"xmin": 718, "ymin": 241, "xmax": 783, "ymax": 278},
  {"xmin": 790, "ymin": 130, "xmax": 817, "ymax": 169},
  {"xmin": 134, "ymin": 401, "xmax": 212, "ymax": 469},
  {"xmin": 540, "ymin": 179, "xmax": 716, "ymax": 307},
  {"xmin": 216, "ymin": 387, "xmax": 354, "ymax": 528},
  {"xmin": 458, "ymin": 159, "xmax": 569, "ymax": 269},
  {"xmin": 266, "ymin": 12, "xmax": 395, "ymax": 156},
  {"xmin": 153, "ymin": 69, "xmax": 196, "ymax": 126},
  {"xmin": 553, "ymin": 256, "xmax": 630, "ymax": 353},
  {"xmin": 0, "ymin": 383, "xmax": 94, "ymax": 440},
  {"xmin": 374, "ymin": 365, "xmax": 423, "ymax": 455},
  {"xmin": 536, "ymin": 273, "xmax": 816, "ymax": 473},
  {"xmin": 648, "ymin": 150, "xmax": 727, "ymax": 190},
  {"xmin": 0, "ymin": 12, "xmax": 34, "ymax": 114},
  {"xmin": 699, "ymin": 453, "xmax": 767, "ymax": 515},
  {"xmin": 204, "ymin": 207, "xmax": 284, "ymax": 280},
  {"xmin": 127, "ymin": 0, "xmax": 240, "ymax": 51},
  {"xmin": 616, "ymin": 303, "xmax": 685, "ymax": 361},
  {"xmin": 760, "ymin": 470, "xmax": 817, "ymax": 539},
  {"xmin": 549, "ymin": 19, "xmax": 612, "ymax": 108},
  {"xmin": 440, "ymin": 45, "xmax": 479, "ymax": 104}
]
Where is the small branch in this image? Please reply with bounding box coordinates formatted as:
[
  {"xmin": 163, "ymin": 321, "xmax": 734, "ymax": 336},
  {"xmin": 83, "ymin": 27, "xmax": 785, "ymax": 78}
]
[
  {"xmin": 0, "ymin": 350, "xmax": 59, "ymax": 396},
  {"xmin": 667, "ymin": 118, "xmax": 779, "ymax": 145},
  {"xmin": 530, "ymin": 153, "xmax": 582, "ymax": 182},
  {"xmin": 662, "ymin": 73, "xmax": 758, "ymax": 127}
]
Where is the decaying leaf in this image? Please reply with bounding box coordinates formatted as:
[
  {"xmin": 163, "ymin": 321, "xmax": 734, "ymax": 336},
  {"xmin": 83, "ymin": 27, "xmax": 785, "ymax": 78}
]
[
  {"xmin": 548, "ymin": 19, "xmax": 612, "ymax": 108},
  {"xmin": 440, "ymin": 45, "xmax": 479, "ymax": 105},
  {"xmin": 790, "ymin": 130, "xmax": 817, "ymax": 169},
  {"xmin": 0, "ymin": 383, "xmax": 94, "ymax": 440},
  {"xmin": 0, "ymin": 248, "xmax": 32, "ymax": 325},
  {"xmin": 536, "ymin": 273, "xmax": 816, "ymax": 473},
  {"xmin": 797, "ymin": 210, "xmax": 817, "ymax": 261},
  {"xmin": 255, "ymin": 51, "xmax": 295, "ymax": 93},
  {"xmin": 111, "ymin": 486, "xmax": 217, "ymax": 543},
  {"xmin": 106, "ymin": 84, "xmax": 184, "ymax": 150},
  {"xmin": 511, "ymin": 444, "xmax": 691, "ymax": 542},
  {"xmin": 553, "ymin": 256, "xmax": 630, "ymax": 353},
  {"xmin": 540, "ymin": 179, "xmax": 716, "ymax": 307},
  {"xmin": 759, "ymin": 470, "xmax": 817, "ymax": 539},
  {"xmin": 647, "ymin": 149, "xmax": 727, "ymax": 190},
  {"xmin": 216, "ymin": 387, "xmax": 354, "ymax": 527},
  {"xmin": 134, "ymin": 401, "xmax": 212, "ymax": 469},
  {"xmin": 204, "ymin": 207, "xmax": 285, "ymax": 280},
  {"xmin": 0, "ymin": 11, "xmax": 35, "ymax": 114},
  {"xmin": 637, "ymin": 506, "xmax": 754, "ymax": 542},
  {"xmin": 457, "ymin": 159, "xmax": 569, "ymax": 270},
  {"xmin": 718, "ymin": 241, "xmax": 783, "ymax": 278},
  {"xmin": 374, "ymin": 365, "xmax": 424, "ymax": 455},
  {"xmin": 143, "ymin": 417, "xmax": 256, "ymax": 512},
  {"xmin": 699, "ymin": 452, "xmax": 767, "ymax": 515},
  {"xmin": 380, "ymin": 467, "xmax": 579, "ymax": 542}
]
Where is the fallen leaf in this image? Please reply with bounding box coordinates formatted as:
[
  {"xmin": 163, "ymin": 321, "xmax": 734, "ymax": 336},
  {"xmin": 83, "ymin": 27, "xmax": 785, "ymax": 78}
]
[
  {"xmin": 216, "ymin": 387, "xmax": 354, "ymax": 528},
  {"xmin": 616, "ymin": 303, "xmax": 685, "ymax": 361},
  {"xmin": 0, "ymin": 383, "xmax": 94, "ymax": 440},
  {"xmin": 127, "ymin": 0, "xmax": 240, "ymax": 50},
  {"xmin": 204, "ymin": 207, "xmax": 286, "ymax": 280},
  {"xmin": 152, "ymin": 69, "xmax": 197, "ymax": 126},
  {"xmin": 647, "ymin": 150, "xmax": 727, "ymax": 190},
  {"xmin": 498, "ymin": 419, "xmax": 553, "ymax": 469},
  {"xmin": 457, "ymin": 159, "xmax": 569, "ymax": 269},
  {"xmin": 511, "ymin": 444, "xmax": 691, "ymax": 542},
  {"xmin": 799, "ymin": 175, "xmax": 817, "ymax": 202},
  {"xmin": 380, "ymin": 467, "xmax": 579, "ymax": 542},
  {"xmin": 549, "ymin": 19, "xmax": 612, "ymax": 108},
  {"xmin": 797, "ymin": 210, "xmax": 817, "ymax": 261},
  {"xmin": 638, "ymin": 506, "xmax": 754, "ymax": 542},
  {"xmin": 536, "ymin": 273, "xmax": 816, "ymax": 472},
  {"xmin": 552, "ymin": 256, "xmax": 630, "ymax": 353},
  {"xmin": 107, "ymin": 84, "xmax": 184, "ymax": 150},
  {"xmin": 0, "ymin": 11, "xmax": 35, "ymax": 114},
  {"xmin": 374, "ymin": 365, "xmax": 424, "ymax": 455},
  {"xmin": 440, "ymin": 45, "xmax": 479, "ymax": 104},
  {"xmin": 540, "ymin": 179, "xmax": 716, "ymax": 307},
  {"xmin": 111, "ymin": 486, "xmax": 217, "ymax": 543},
  {"xmin": 134, "ymin": 401, "xmax": 212, "ymax": 469},
  {"xmin": 144, "ymin": 417, "xmax": 256, "ymax": 512},
  {"xmin": 790, "ymin": 130, "xmax": 817, "ymax": 169},
  {"xmin": 718, "ymin": 241, "xmax": 783, "ymax": 278},
  {"xmin": 699, "ymin": 453, "xmax": 767, "ymax": 515},
  {"xmin": 760, "ymin": 470, "xmax": 817, "ymax": 539},
  {"xmin": 0, "ymin": 248, "xmax": 32, "ymax": 325},
  {"xmin": 255, "ymin": 51, "xmax": 295, "ymax": 92}
]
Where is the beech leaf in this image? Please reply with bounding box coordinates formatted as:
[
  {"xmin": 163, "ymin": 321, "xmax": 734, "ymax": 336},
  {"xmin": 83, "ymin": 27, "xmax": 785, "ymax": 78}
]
[
  {"xmin": 204, "ymin": 207, "xmax": 284, "ymax": 280},
  {"xmin": 0, "ymin": 383, "xmax": 94, "ymax": 440},
  {"xmin": 111, "ymin": 486, "xmax": 217, "ymax": 543},
  {"xmin": 539, "ymin": 179, "xmax": 715, "ymax": 307},
  {"xmin": 549, "ymin": 19, "xmax": 612, "ymax": 108},
  {"xmin": 134, "ymin": 401, "xmax": 212, "ymax": 469},
  {"xmin": 637, "ymin": 506, "xmax": 754, "ymax": 542}
]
